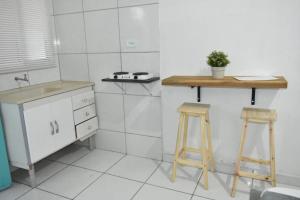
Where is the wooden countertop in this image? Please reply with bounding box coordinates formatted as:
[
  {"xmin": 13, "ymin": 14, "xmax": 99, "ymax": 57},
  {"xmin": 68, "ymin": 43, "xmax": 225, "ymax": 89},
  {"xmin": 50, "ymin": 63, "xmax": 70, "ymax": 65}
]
[
  {"xmin": 162, "ymin": 76, "xmax": 288, "ymax": 89},
  {"xmin": 0, "ymin": 80, "xmax": 94, "ymax": 104}
]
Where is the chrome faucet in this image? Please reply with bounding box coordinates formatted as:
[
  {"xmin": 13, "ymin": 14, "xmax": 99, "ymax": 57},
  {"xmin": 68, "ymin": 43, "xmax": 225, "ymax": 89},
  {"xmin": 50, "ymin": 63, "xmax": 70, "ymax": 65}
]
[{"xmin": 15, "ymin": 74, "xmax": 29, "ymax": 83}]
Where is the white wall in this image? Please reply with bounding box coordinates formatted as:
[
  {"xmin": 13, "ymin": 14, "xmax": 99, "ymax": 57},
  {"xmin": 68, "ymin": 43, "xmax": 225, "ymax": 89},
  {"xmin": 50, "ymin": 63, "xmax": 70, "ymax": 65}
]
[
  {"xmin": 0, "ymin": 0, "xmax": 60, "ymax": 92},
  {"xmin": 160, "ymin": 0, "xmax": 300, "ymax": 181},
  {"xmin": 53, "ymin": 0, "xmax": 162, "ymax": 160}
]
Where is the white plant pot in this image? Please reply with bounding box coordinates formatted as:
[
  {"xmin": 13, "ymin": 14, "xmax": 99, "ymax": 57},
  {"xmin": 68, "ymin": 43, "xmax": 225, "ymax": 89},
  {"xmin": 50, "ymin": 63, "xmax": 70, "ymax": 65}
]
[{"xmin": 211, "ymin": 67, "xmax": 225, "ymax": 79}]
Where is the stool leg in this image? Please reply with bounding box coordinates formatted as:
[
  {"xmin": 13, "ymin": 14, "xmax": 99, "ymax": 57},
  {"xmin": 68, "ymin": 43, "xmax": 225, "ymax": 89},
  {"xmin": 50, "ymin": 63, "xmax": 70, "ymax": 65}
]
[
  {"xmin": 172, "ymin": 113, "xmax": 185, "ymax": 182},
  {"xmin": 231, "ymin": 120, "xmax": 248, "ymax": 197},
  {"xmin": 182, "ymin": 114, "xmax": 189, "ymax": 159},
  {"xmin": 201, "ymin": 116, "xmax": 209, "ymax": 190},
  {"xmin": 269, "ymin": 121, "xmax": 276, "ymax": 187},
  {"xmin": 206, "ymin": 113, "xmax": 215, "ymax": 172}
]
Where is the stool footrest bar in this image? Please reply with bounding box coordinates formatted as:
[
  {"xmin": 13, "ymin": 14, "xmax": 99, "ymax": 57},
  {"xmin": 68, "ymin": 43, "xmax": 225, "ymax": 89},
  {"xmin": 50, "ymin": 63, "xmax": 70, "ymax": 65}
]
[
  {"xmin": 238, "ymin": 171, "xmax": 272, "ymax": 181},
  {"xmin": 177, "ymin": 158, "xmax": 203, "ymax": 168},
  {"xmin": 184, "ymin": 147, "xmax": 202, "ymax": 154},
  {"xmin": 241, "ymin": 156, "xmax": 271, "ymax": 165}
]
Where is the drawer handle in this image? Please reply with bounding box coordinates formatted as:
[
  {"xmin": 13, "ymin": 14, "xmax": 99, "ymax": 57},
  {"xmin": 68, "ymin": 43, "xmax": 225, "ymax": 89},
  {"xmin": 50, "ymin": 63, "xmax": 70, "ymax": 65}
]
[
  {"xmin": 87, "ymin": 125, "xmax": 92, "ymax": 130},
  {"xmin": 54, "ymin": 120, "xmax": 59, "ymax": 134},
  {"xmin": 85, "ymin": 112, "xmax": 90, "ymax": 117},
  {"xmin": 82, "ymin": 98, "xmax": 88, "ymax": 103},
  {"xmin": 50, "ymin": 122, "xmax": 55, "ymax": 135}
]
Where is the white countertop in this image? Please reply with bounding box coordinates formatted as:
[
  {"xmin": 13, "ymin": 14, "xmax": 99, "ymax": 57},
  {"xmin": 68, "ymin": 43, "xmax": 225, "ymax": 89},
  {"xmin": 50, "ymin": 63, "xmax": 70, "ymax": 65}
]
[{"xmin": 0, "ymin": 80, "xmax": 94, "ymax": 104}]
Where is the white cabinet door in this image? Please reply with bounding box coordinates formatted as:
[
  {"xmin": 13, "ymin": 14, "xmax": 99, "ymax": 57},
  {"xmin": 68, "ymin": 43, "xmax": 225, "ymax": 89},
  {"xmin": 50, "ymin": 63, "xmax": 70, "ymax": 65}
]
[
  {"xmin": 50, "ymin": 98, "xmax": 76, "ymax": 150},
  {"xmin": 24, "ymin": 104, "xmax": 54, "ymax": 163}
]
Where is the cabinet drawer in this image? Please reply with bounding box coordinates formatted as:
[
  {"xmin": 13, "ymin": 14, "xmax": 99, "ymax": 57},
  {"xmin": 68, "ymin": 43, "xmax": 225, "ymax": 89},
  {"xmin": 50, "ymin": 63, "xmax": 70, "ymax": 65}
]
[
  {"xmin": 76, "ymin": 117, "xmax": 98, "ymax": 139},
  {"xmin": 74, "ymin": 104, "xmax": 96, "ymax": 125},
  {"xmin": 72, "ymin": 91, "xmax": 95, "ymax": 110}
]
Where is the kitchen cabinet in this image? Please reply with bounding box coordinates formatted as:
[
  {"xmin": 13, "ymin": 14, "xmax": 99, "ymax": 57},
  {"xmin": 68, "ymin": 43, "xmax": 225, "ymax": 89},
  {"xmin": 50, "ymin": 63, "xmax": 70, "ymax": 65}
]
[
  {"xmin": 24, "ymin": 98, "xmax": 75, "ymax": 163},
  {"xmin": 0, "ymin": 81, "xmax": 98, "ymax": 187}
]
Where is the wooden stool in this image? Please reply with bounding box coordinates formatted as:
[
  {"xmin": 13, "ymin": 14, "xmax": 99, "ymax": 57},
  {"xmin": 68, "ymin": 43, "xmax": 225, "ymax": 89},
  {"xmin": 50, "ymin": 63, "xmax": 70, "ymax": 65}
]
[
  {"xmin": 171, "ymin": 103, "xmax": 215, "ymax": 190},
  {"xmin": 231, "ymin": 107, "xmax": 277, "ymax": 197}
]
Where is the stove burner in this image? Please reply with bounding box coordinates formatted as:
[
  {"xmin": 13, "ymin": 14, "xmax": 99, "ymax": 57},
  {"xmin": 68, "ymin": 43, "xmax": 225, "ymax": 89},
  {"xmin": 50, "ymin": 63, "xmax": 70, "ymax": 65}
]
[
  {"xmin": 113, "ymin": 72, "xmax": 129, "ymax": 75},
  {"xmin": 113, "ymin": 72, "xmax": 129, "ymax": 79},
  {"xmin": 133, "ymin": 72, "xmax": 149, "ymax": 79},
  {"xmin": 133, "ymin": 72, "xmax": 149, "ymax": 76}
]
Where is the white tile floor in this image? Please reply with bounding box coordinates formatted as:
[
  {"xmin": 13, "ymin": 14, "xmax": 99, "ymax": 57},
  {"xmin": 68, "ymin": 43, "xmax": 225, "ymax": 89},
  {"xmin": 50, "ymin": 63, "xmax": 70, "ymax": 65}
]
[{"xmin": 1, "ymin": 144, "xmax": 299, "ymax": 200}]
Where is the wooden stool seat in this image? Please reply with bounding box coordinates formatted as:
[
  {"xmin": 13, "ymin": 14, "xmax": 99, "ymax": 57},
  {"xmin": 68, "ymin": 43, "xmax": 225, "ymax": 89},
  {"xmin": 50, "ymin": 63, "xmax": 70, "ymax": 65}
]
[
  {"xmin": 242, "ymin": 108, "xmax": 277, "ymax": 123},
  {"xmin": 172, "ymin": 103, "xmax": 215, "ymax": 190},
  {"xmin": 178, "ymin": 103, "xmax": 210, "ymax": 115},
  {"xmin": 231, "ymin": 107, "xmax": 277, "ymax": 197}
]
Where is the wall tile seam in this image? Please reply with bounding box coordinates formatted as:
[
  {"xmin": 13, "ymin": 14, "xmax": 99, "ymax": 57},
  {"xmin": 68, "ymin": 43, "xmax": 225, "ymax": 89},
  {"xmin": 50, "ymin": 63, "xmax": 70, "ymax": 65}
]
[
  {"xmin": 97, "ymin": 129, "xmax": 162, "ymax": 138},
  {"xmin": 96, "ymin": 92, "xmax": 161, "ymax": 98},
  {"xmin": 56, "ymin": 51, "xmax": 160, "ymax": 55},
  {"xmin": 52, "ymin": 2, "xmax": 159, "ymax": 16}
]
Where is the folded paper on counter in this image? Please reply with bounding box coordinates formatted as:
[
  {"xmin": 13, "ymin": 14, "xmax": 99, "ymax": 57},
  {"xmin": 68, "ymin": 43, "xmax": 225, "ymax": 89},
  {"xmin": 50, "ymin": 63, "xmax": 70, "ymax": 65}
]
[{"xmin": 234, "ymin": 76, "xmax": 279, "ymax": 81}]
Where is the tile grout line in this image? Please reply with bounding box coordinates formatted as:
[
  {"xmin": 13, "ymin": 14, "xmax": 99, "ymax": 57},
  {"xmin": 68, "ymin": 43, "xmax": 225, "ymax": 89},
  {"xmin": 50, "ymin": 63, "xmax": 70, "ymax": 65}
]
[
  {"xmin": 35, "ymin": 187, "xmax": 73, "ymax": 200},
  {"xmin": 13, "ymin": 152, "xmax": 231, "ymax": 200},
  {"xmin": 13, "ymin": 164, "xmax": 70, "ymax": 200},
  {"xmin": 33, "ymin": 164, "xmax": 70, "ymax": 187},
  {"xmin": 13, "ymin": 146, "xmax": 255, "ymax": 200},
  {"xmin": 14, "ymin": 186, "xmax": 34, "ymax": 200},
  {"xmin": 45, "ymin": 152, "xmax": 126, "ymax": 200},
  {"xmin": 95, "ymin": 91, "xmax": 161, "ymax": 98},
  {"xmin": 70, "ymin": 154, "xmax": 127, "ymax": 199},
  {"xmin": 57, "ymin": 51, "xmax": 160, "ymax": 55},
  {"xmin": 128, "ymin": 160, "xmax": 163, "ymax": 200},
  {"xmin": 145, "ymin": 182, "xmax": 201, "ymax": 197},
  {"xmin": 80, "ymin": 0, "xmax": 92, "ymax": 82},
  {"xmin": 13, "ymin": 146, "xmax": 94, "ymax": 199},
  {"xmin": 51, "ymin": 0, "xmax": 62, "ymax": 81},
  {"xmin": 116, "ymin": 0, "xmax": 129, "ymax": 156},
  {"xmin": 70, "ymin": 173, "xmax": 104, "ymax": 200},
  {"xmin": 53, "ymin": 3, "xmax": 159, "ymax": 17},
  {"xmin": 189, "ymin": 170, "xmax": 207, "ymax": 200}
]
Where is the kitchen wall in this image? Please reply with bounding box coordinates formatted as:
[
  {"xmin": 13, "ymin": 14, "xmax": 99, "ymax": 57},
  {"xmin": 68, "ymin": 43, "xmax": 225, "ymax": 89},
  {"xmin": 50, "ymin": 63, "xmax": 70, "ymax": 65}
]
[
  {"xmin": 160, "ymin": 0, "xmax": 300, "ymax": 184},
  {"xmin": 0, "ymin": 0, "xmax": 60, "ymax": 92},
  {"xmin": 53, "ymin": 0, "xmax": 162, "ymax": 160}
]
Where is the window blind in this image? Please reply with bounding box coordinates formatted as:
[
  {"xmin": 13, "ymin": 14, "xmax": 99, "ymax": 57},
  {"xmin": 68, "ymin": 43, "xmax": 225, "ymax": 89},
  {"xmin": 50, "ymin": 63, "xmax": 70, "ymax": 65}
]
[{"xmin": 0, "ymin": 0, "xmax": 56, "ymax": 74}]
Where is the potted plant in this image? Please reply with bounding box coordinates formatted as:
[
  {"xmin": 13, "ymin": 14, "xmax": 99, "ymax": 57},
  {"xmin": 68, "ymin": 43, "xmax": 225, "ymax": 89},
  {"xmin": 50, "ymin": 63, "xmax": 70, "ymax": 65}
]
[{"xmin": 207, "ymin": 50, "xmax": 230, "ymax": 79}]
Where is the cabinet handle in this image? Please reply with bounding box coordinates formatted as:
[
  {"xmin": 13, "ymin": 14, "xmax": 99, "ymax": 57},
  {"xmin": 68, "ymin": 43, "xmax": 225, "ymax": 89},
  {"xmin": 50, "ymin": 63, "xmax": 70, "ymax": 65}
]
[
  {"xmin": 85, "ymin": 112, "xmax": 90, "ymax": 117},
  {"xmin": 54, "ymin": 120, "xmax": 59, "ymax": 134},
  {"xmin": 50, "ymin": 122, "xmax": 55, "ymax": 135}
]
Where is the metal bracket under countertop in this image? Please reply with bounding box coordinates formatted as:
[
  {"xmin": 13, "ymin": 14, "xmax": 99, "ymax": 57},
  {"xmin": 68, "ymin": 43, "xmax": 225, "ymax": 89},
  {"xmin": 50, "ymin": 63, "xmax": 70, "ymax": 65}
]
[{"xmin": 191, "ymin": 86, "xmax": 257, "ymax": 105}]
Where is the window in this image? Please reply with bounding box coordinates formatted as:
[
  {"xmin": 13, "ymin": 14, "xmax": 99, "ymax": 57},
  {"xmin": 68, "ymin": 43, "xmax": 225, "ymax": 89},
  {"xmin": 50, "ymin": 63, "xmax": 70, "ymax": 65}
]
[{"xmin": 0, "ymin": 0, "xmax": 56, "ymax": 74}]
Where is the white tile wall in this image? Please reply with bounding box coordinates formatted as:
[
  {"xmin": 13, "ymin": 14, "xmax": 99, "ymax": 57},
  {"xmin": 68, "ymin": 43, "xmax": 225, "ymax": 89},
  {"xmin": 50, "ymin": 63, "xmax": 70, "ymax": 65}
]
[
  {"xmin": 84, "ymin": 10, "xmax": 120, "ymax": 53},
  {"xmin": 55, "ymin": 13, "xmax": 86, "ymax": 53},
  {"xmin": 59, "ymin": 54, "xmax": 89, "ymax": 81},
  {"xmin": 88, "ymin": 53, "xmax": 122, "ymax": 93},
  {"xmin": 53, "ymin": 0, "xmax": 83, "ymax": 15},
  {"xmin": 122, "ymin": 53, "xmax": 160, "ymax": 74},
  {"xmin": 95, "ymin": 130, "xmax": 126, "ymax": 153},
  {"xmin": 118, "ymin": 0, "xmax": 159, "ymax": 7},
  {"xmin": 46, "ymin": 0, "xmax": 54, "ymax": 15},
  {"xmin": 124, "ymin": 95, "xmax": 161, "ymax": 137},
  {"xmin": 28, "ymin": 67, "xmax": 60, "ymax": 85},
  {"xmin": 126, "ymin": 133, "xmax": 162, "ymax": 160},
  {"xmin": 119, "ymin": 4, "xmax": 159, "ymax": 52},
  {"xmin": 122, "ymin": 53, "xmax": 160, "ymax": 96},
  {"xmin": 0, "ymin": 72, "xmax": 30, "ymax": 91},
  {"xmin": 52, "ymin": 0, "xmax": 161, "ymax": 160},
  {"xmin": 96, "ymin": 93, "xmax": 125, "ymax": 132},
  {"xmin": 83, "ymin": 0, "xmax": 118, "ymax": 11}
]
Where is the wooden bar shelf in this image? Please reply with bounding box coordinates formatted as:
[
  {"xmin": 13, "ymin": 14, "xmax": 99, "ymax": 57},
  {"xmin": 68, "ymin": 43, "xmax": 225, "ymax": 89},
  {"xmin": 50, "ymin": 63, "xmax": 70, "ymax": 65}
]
[
  {"xmin": 162, "ymin": 76, "xmax": 288, "ymax": 105},
  {"xmin": 162, "ymin": 76, "xmax": 287, "ymax": 88}
]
